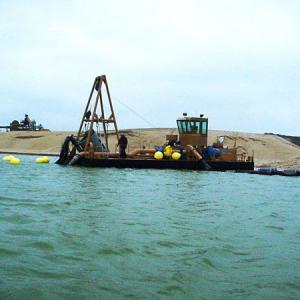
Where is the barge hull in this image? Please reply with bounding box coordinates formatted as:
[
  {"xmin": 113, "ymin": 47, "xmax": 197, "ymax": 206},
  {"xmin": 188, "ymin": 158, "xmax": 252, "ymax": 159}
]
[{"xmin": 75, "ymin": 157, "xmax": 254, "ymax": 171}]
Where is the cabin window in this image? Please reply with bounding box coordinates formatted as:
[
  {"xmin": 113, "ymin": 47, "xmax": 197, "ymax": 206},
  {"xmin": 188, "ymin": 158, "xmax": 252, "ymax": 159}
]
[
  {"xmin": 186, "ymin": 121, "xmax": 191, "ymax": 132},
  {"xmin": 201, "ymin": 121, "xmax": 207, "ymax": 135},
  {"xmin": 182, "ymin": 121, "xmax": 187, "ymax": 132},
  {"xmin": 190, "ymin": 121, "xmax": 199, "ymax": 133},
  {"xmin": 178, "ymin": 120, "xmax": 204, "ymax": 134},
  {"xmin": 177, "ymin": 120, "xmax": 208, "ymax": 134},
  {"xmin": 177, "ymin": 120, "xmax": 183, "ymax": 133},
  {"xmin": 177, "ymin": 121, "xmax": 189, "ymax": 133}
]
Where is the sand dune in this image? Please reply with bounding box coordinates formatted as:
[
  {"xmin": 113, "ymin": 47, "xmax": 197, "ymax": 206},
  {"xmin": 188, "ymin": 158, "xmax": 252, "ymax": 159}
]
[{"xmin": 0, "ymin": 129, "xmax": 299, "ymax": 168}]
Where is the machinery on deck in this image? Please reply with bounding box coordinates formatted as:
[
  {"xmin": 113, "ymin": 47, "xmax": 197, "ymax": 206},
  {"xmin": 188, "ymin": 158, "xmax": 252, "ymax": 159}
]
[
  {"xmin": 172, "ymin": 113, "xmax": 251, "ymax": 163},
  {"xmin": 56, "ymin": 75, "xmax": 254, "ymax": 171}
]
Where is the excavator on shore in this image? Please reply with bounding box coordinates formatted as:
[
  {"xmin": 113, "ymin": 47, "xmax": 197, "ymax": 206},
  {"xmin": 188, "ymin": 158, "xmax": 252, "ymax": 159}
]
[{"xmin": 0, "ymin": 114, "xmax": 45, "ymax": 132}]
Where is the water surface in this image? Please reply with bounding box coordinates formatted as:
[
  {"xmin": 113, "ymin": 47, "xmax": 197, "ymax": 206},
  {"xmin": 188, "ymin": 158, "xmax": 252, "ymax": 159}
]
[{"xmin": 0, "ymin": 156, "xmax": 300, "ymax": 299}]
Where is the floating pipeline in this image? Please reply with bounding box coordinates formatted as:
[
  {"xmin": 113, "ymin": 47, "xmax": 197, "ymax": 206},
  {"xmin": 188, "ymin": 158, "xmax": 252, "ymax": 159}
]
[{"xmin": 235, "ymin": 168, "xmax": 300, "ymax": 177}]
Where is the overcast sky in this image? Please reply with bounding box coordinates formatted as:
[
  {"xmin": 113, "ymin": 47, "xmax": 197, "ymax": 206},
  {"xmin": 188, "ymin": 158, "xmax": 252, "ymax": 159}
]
[{"xmin": 0, "ymin": 0, "xmax": 299, "ymax": 134}]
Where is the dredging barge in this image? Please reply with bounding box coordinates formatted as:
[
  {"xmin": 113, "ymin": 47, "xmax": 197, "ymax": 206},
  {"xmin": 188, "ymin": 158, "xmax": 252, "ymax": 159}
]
[{"xmin": 56, "ymin": 75, "xmax": 254, "ymax": 171}]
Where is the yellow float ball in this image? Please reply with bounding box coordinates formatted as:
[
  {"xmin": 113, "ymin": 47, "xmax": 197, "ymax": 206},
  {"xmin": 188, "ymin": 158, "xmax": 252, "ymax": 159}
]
[
  {"xmin": 36, "ymin": 156, "xmax": 50, "ymax": 163},
  {"xmin": 9, "ymin": 157, "xmax": 21, "ymax": 165},
  {"xmin": 172, "ymin": 152, "xmax": 181, "ymax": 160},
  {"xmin": 3, "ymin": 155, "xmax": 15, "ymax": 161},
  {"xmin": 42, "ymin": 156, "xmax": 50, "ymax": 163},
  {"xmin": 154, "ymin": 151, "xmax": 163, "ymax": 160},
  {"xmin": 164, "ymin": 146, "xmax": 173, "ymax": 157}
]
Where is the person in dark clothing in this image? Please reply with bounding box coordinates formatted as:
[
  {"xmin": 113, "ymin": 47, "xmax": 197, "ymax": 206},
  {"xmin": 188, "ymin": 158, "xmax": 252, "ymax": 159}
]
[
  {"xmin": 118, "ymin": 134, "xmax": 128, "ymax": 158},
  {"xmin": 85, "ymin": 110, "xmax": 91, "ymax": 120},
  {"xmin": 24, "ymin": 114, "xmax": 30, "ymax": 127}
]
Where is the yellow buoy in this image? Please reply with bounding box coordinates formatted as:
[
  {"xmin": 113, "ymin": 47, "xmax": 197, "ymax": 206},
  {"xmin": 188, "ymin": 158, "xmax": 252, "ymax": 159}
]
[
  {"xmin": 42, "ymin": 156, "xmax": 50, "ymax": 163},
  {"xmin": 164, "ymin": 145, "xmax": 173, "ymax": 157},
  {"xmin": 154, "ymin": 151, "xmax": 163, "ymax": 160},
  {"xmin": 172, "ymin": 152, "xmax": 181, "ymax": 160},
  {"xmin": 3, "ymin": 155, "xmax": 15, "ymax": 161},
  {"xmin": 9, "ymin": 157, "xmax": 21, "ymax": 165},
  {"xmin": 36, "ymin": 156, "xmax": 50, "ymax": 163}
]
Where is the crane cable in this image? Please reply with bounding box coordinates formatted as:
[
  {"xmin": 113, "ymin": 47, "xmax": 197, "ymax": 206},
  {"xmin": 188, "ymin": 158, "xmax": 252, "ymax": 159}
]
[{"xmin": 113, "ymin": 96, "xmax": 157, "ymax": 128}]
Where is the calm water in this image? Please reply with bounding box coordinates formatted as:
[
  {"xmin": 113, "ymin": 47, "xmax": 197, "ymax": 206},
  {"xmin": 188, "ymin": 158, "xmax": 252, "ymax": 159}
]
[{"xmin": 0, "ymin": 156, "xmax": 300, "ymax": 300}]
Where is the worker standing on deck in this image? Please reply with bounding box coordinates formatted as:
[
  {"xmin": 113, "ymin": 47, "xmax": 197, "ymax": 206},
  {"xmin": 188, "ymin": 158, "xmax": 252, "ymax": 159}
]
[{"xmin": 118, "ymin": 135, "xmax": 128, "ymax": 158}]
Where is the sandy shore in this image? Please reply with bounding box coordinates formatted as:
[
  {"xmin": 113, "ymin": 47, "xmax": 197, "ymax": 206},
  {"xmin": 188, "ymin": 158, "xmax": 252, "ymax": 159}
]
[{"xmin": 0, "ymin": 129, "xmax": 300, "ymax": 169}]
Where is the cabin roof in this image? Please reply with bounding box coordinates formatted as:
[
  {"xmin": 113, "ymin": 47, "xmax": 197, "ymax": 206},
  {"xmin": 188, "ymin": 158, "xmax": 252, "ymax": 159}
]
[{"xmin": 177, "ymin": 117, "xmax": 208, "ymax": 122}]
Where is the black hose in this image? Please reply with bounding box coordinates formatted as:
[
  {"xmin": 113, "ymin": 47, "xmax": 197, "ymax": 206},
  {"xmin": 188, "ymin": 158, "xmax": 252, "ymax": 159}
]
[{"xmin": 56, "ymin": 135, "xmax": 82, "ymax": 165}]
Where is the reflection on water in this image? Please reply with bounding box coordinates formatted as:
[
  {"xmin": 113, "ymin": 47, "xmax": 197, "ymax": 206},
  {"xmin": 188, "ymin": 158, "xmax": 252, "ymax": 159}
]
[{"xmin": 1, "ymin": 156, "xmax": 300, "ymax": 299}]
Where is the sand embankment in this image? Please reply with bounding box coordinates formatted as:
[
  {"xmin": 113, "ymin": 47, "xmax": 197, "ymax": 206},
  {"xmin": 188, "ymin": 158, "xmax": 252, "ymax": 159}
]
[{"xmin": 0, "ymin": 129, "xmax": 299, "ymax": 168}]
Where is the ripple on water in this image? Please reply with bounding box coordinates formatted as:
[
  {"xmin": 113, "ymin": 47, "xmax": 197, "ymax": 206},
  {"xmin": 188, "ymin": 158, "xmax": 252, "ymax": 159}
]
[
  {"xmin": 0, "ymin": 247, "xmax": 22, "ymax": 257},
  {"xmin": 202, "ymin": 257, "xmax": 217, "ymax": 269},
  {"xmin": 264, "ymin": 225, "xmax": 285, "ymax": 231},
  {"xmin": 97, "ymin": 247, "xmax": 135, "ymax": 256},
  {"xmin": 25, "ymin": 241, "xmax": 55, "ymax": 251},
  {"xmin": 156, "ymin": 240, "xmax": 190, "ymax": 249},
  {"xmin": 7, "ymin": 228, "xmax": 44, "ymax": 237},
  {"xmin": 0, "ymin": 213, "xmax": 34, "ymax": 225},
  {"xmin": 158, "ymin": 285, "xmax": 185, "ymax": 296}
]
